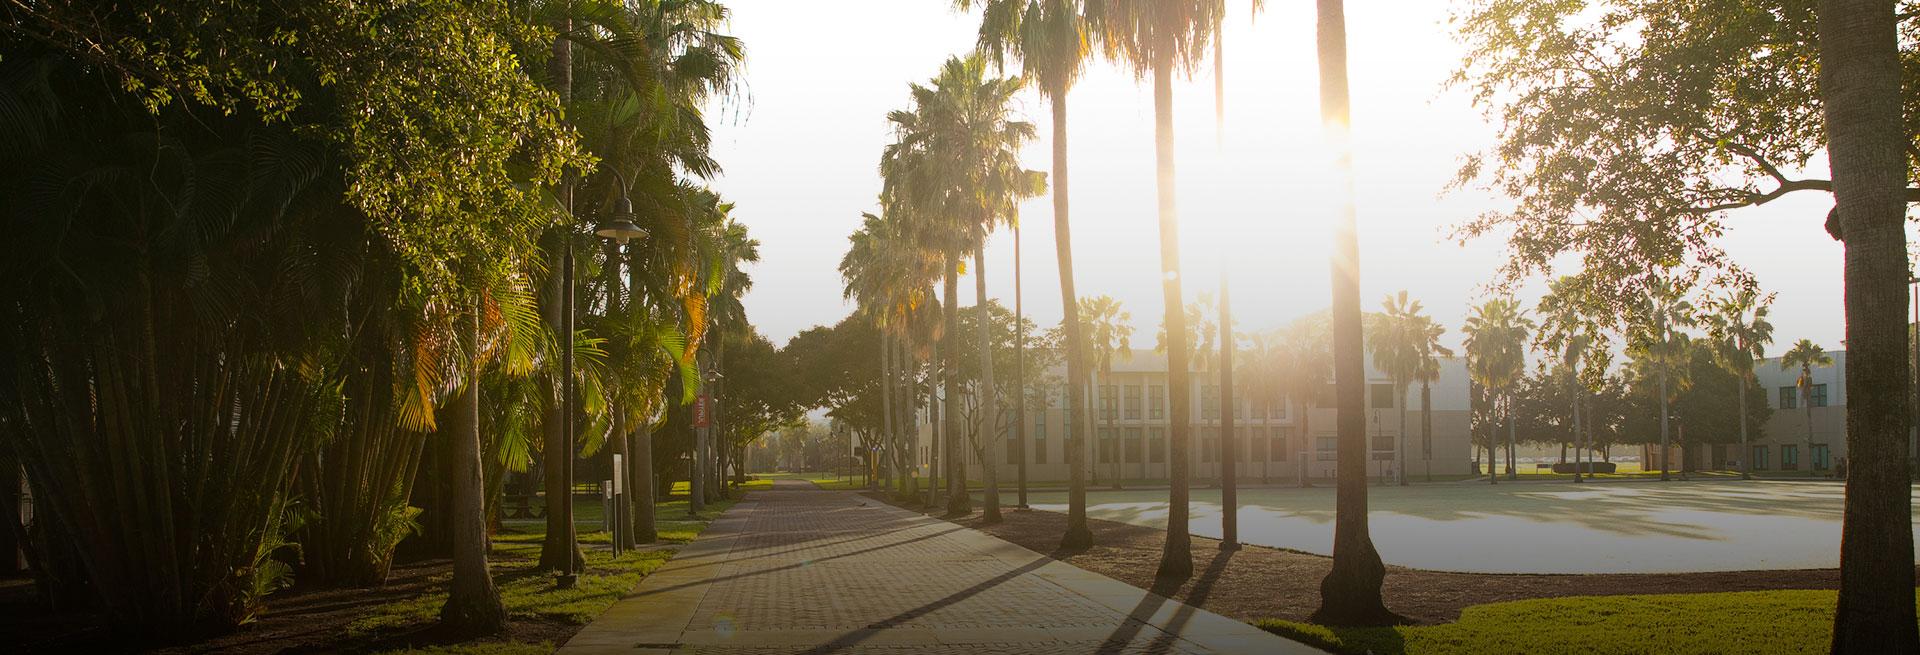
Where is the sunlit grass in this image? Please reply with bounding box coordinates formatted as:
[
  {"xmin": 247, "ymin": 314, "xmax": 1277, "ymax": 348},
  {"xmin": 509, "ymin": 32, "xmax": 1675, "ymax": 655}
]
[{"xmin": 1259, "ymin": 590, "xmax": 1920, "ymax": 655}]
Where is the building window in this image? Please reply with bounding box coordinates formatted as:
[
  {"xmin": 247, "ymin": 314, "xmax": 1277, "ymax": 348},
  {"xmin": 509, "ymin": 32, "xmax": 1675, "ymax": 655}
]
[
  {"xmin": 1316, "ymin": 436, "xmax": 1338, "ymax": 461},
  {"xmin": 1269, "ymin": 434, "xmax": 1288, "ymax": 461},
  {"xmin": 1234, "ymin": 427, "xmax": 1249, "ymax": 461},
  {"xmin": 1811, "ymin": 444, "xmax": 1830, "ymax": 470},
  {"xmin": 1370, "ymin": 384, "xmax": 1395, "ymax": 409},
  {"xmin": 1782, "ymin": 444, "xmax": 1800, "ymax": 470},
  {"xmin": 1232, "ymin": 391, "xmax": 1246, "ymax": 419},
  {"xmin": 1149, "ymin": 427, "xmax": 1167, "ymax": 463},
  {"xmin": 1100, "ymin": 385, "xmax": 1118, "ymax": 421},
  {"xmin": 1751, "ymin": 445, "xmax": 1768, "ymax": 470},
  {"xmin": 1124, "ymin": 384, "xmax": 1142, "ymax": 420},
  {"xmin": 1149, "ymin": 385, "xmax": 1166, "ymax": 419},
  {"xmin": 1202, "ymin": 385, "xmax": 1220, "ymax": 420},
  {"xmin": 1250, "ymin": 427, "xmax": 1268, "ymax": 461},
  {"xmin": 1779, "ymin": 386, "xmax": 1798, "ymax": 409},
  {"xmin": 1125, "ymin": 427, "xmax": 1144, "ymax": 463},
  {"xmin": 1034, "ymin": 428, "xmax": 1048, "ymax": 464},
  {"xmin": 1007, "ymin": 438, "xmax": 1021, "ymax": 464},
  {"xmin": 1371, "ymin": 435, "xmax": 1394, "ymax": 453},
  {"xmin": 1034, "ymin": 412, "xmax": 1046, "ymax": 440},
  {"xmin": 1097, "ymin": 428, "xmax": 1114, "ymax": 463},
  {"xmin": 1810, "ymin": 384, "xmax": 1829, "ymax": 408}
]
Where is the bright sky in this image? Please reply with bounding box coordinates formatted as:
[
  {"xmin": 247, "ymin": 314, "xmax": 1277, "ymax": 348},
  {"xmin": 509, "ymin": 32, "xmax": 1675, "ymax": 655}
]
[{"xmin": 708, "ymin": 0, "xmax": 1853, "ymax": 357}]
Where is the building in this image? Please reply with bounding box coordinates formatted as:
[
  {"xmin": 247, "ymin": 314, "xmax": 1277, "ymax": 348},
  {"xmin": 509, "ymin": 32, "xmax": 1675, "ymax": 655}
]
[
  {"xmin": 1751, "ymin": 350, "xmax": 1847, "ymax": 473},
  {"xmin": 901, "ymin": 351, "xmax": 1478, "ymax": 484}
]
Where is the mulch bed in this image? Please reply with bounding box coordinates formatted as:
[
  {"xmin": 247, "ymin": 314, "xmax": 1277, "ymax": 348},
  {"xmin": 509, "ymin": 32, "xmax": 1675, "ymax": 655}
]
[
  {"xmin": 868, "ymin": 492, "xmax": 1905, "ymax": 625},
  {"xmin": 1, "ymin": 557, "xmax": 578, "ymax": 654}
]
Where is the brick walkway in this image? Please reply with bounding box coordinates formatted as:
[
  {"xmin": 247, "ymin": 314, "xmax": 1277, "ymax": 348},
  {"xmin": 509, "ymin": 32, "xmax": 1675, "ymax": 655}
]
[{"xmin": 558, "ymin": 481, "xmax": 1320, "ymax": 654}]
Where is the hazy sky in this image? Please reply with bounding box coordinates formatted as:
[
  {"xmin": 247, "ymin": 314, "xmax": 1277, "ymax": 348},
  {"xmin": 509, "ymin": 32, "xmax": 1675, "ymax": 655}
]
[{"xmin": 708, "ymin": 0, "xmax": 1855, "ymax": 356}]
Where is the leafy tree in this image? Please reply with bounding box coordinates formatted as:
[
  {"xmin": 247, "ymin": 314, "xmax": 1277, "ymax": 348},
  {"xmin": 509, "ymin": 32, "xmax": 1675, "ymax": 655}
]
[
  {"xmin": 1465, "ymin": 298, "xmax": 1534, "ymax": 483},
  {"xmin": 1537, "ymin": 276, "xmax": 1612, "ymax": 482},
  {"xmin": 1625, "ymin": 277, "xmax": 1698, "ymax": 481}
]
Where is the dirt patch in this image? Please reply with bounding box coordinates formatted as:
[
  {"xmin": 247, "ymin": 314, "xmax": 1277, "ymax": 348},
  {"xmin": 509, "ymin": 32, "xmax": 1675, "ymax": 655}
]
[{"xmin": 869, "ymin": 492, "xmax": 1904, "ymax": 625}]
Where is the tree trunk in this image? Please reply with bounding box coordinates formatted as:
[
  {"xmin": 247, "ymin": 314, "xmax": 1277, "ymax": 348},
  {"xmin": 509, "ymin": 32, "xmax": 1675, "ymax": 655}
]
[
  {"xmin": 1105, "ymin": 366, "xmax": 1119, "ymax": 488},
  {"xmin": 1506, "ymin": 393, "xmax": 1517, "ymax": 481},
  {"xmin": 1660, "ymin": 370, "xmax": 1672, "ymax": 481},
  {"xmin": 1817, "ymin": 2, "xmax": 1918, "ymax": 650},
  {"xmin": 944, "ymin": 263, "xmax": 968, "ymax": 516},
  {"xmin": 881, "ymin": 333, "xmax": 895, "ymax": 491},
  {"xmin": 1573, "ymin": 380, "xmax": 1585, "ymax": 483},
  {"xmin": 539, "ymin": 23, "xmax": 580, "ymax": 576},
  {"xmin": 930, "ymin": 339, "xmax": 942, "ymax": 510},
  {"xmin": 1151, "ymin": 53, "xmax": 1194, "ymax": 581},
  {"xmin": 1014, "ymin": 221, "xmax": 1029, "ymax": 509},
  {"xmin": 1396, "ymin": 379, "xmax": 1407, "ymax": 486},
  {"xmin": 975, "ymin": 242, "xmax": 1003, "ymax": 523},
  {"xmin": 439, "ymin": 310, "xmax": 504, "ymax": 634},
  {"xmin": 1739, "ymin": 374, "xmax": 1751, "ymax": 480},
  {"xmin": 1311, "ymin": 0, "xmax": 1391, "ymax": 623},
  {"xmin": 1422, "ymin": 380, "xmax": 1433, "ymax": 482},
  {"xmin": 1049, "ymin": 85, "xmax": 1093, "ymax": 551},
  {"xmin": 1220, "ymin": 276, "xmax": 1239, "ymax": 548}
]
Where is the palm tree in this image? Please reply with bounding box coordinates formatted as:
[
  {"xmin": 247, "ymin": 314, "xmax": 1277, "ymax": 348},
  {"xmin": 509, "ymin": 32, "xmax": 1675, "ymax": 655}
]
[
  {"xmin": 1627, "ymin": 278, "xmax": 1695, "ymax": 480},
  {"xmin": 1306, "ymin": 0, "xmax": 1393, "ymax": 623},
  {"xmin": 1464, "ymin": 298, "xmax": 1532, "ymax": 484},
  {"xmin": 1364, "ymin": 291, "xmax": 1428, "ymax": 486},
  {"xmin": 1815, "ymin": 5, "xmax": 1916, "ymax": 648},
  {"xmin": 440, "ymin": 307, "xmax": 506, "ymax": 634},
  {"xmin": 965, "ymin": 0, "xmax": 1101, "ymax": 550},
  {"xmin": 1275, "ymin": 312, "xmax": 1333, "ymax": 487},
  {"xmin": 1081, "ymin": 295, "xmax": 1134, "ymax": 487},
  {"xmin": 1779, "ymin": 338, "xmax": 1832, "ymax": 474},
  {"xmin": 1410, "ymin": 314, "xmax": 1453, "ymax": 482},
  {"xmin": 1156, "ymin": 295, "xmax": 1218, "ymax": 483},
  {"xmin": 1537, "ymin": 277, "xmax": 1604, "ymax": 483},
  {"xmin": 1707, "ymin": 289, "xmax": 1775, "ymax": 480}
]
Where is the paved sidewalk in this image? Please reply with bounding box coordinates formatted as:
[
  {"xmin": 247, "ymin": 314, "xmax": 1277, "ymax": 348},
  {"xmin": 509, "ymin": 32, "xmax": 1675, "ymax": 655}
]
[{"xmin": 559, "ymin": 483, "xmax": 1320, "ymax": 654}]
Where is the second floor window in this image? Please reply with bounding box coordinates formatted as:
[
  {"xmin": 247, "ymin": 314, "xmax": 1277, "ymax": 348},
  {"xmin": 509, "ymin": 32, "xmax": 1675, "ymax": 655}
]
[
  {"xmin": 1100, "ymin": 385, "xmax": 1117, "ymax": 420},
  {"xmin": 1202, "ymin": 385, "xmax": 1221, "ymax": 420},
  {"xmin": 1149, "ymin": 385, "xmax": 1167, "ymax": 419},
  {"xmin": 1779, "ymin": 386, "xmax": 1798, "ymax": 409},
  {"xmin": 1124, "ymin": 385, "xmax": 1142, "ymax": 419},
  {"xmin": 1810, "ymin": 383, "xmax": 1829, "ymax": 407}
]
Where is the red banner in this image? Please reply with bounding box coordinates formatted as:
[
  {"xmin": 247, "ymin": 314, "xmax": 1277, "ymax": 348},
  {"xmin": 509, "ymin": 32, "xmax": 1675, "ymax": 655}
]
[{"xmin": 693, "ymin": 394, "xmax": 710, "ymax": 428}]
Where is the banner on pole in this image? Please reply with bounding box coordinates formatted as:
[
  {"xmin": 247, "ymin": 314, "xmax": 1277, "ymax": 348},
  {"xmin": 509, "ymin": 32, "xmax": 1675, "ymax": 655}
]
[{"xmin": 693, "ymin": 394, "xmax": 711, "ymax": 428}]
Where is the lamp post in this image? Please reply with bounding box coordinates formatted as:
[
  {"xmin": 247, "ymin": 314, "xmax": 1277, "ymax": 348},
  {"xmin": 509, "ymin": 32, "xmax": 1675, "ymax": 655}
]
[
  {"xmin": 591, "ymin": 173, "xmax": 647, "ymax": 569},
  {"xmin": 692, "ymin": 367, "xmax": 722, "ymax": 516}
]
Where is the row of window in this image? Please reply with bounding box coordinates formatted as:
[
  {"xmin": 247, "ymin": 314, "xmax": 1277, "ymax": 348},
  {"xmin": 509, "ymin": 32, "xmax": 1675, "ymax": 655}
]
[
  {"xmin": 1778, "ymin": 384, "xmax": 1830, "ymax": 409},
  {"xmin": 1006, "ymin": 426, "xmax": 1435, "ymax": 466},
  {"xmin": 1748, "ymin": 444, "xmax": 1830, "ymax": 470},
  {"xmin": 1086, "ymin": 383, "xmax": 1304, "ymax": 422}
]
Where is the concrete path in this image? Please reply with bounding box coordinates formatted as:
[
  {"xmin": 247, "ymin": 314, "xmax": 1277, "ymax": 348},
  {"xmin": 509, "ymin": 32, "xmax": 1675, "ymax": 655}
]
[{"xmin": 559, "ymin": 482, "xmax": 1320, "ymax": 654}]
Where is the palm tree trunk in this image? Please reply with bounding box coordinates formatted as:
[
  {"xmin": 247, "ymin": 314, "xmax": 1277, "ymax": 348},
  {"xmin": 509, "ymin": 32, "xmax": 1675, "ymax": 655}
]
[
  {"xmin": 1396, "ymin": 379, "xmax": 1407, "ymax": 486},
  {"xmin": 880, "ymin": 333, "xmax": 895, "ymax": 490},
  {"xmin": 1660, "ymin": 370, "xmax": 1672, "ymax": 480},
  {"xmin": 975, "ymin": 243, "xmax": 1002, "ymax": 523},
  {"xmin": 1818, "ymin": 3, "xmax": 1917, "ymax": 649},
  {"xmin": 1311, "ymin": 0, "xmax": 1390, "ymax": 623},
  {"xmin": 944, "ymin": 262, "xmax": 968, "ymax": 516},
  {"xmin": 1422, "ymin": 380, "xmax": 1433, "ymax": 482},
  {"xmin": 1150, "ymin": 53, "xmax": 1195, "ymax": 582},
  {"xmin": 1506, "ymin": 393, "xmax": 1517, "ymax": 480},
  {"xmin": 1572, "ymin": 375, "xmax": 1584, "ymax": 483},
  {"xmin": 1105, "ymin": 365, "xmax": 1119, "ymax": 488},
  {"xmin": 1739, "ymin": 374, "xmax": 1751, "ymax": 480},
  {"xmin": 1220, "ymin": 277, "xmax": 1238, "ymax": 548},
  {"xmin": 1049, "ymin": 85, "xmax": 1093, "ymax": 551},
  {"xmin": 1014, "ymin": 222, "xmax": 1029, "ymax": 509},
  {"xmin": 929, "ymin": 338, "xmax": 941, "ymax": 510},
  {"xmin": 440, "ymin": 309, "xmax": 505, "ymax": 634}
]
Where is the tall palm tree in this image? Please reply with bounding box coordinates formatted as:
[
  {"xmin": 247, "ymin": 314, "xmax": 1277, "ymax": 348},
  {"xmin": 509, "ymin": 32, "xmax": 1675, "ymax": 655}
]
[
  {"xmin": 1156, "ymin": 295, "xmax": 1217, "ymax": 482},
  {"xmin": 1305, "ymin": 0, "xmax": 1393, "ymax": 623},
  {"xmin": 1364, "ymin": 291, "xmax": 1427, "ymax": 486},
  {"xmin": 1537, "ymin": 277, "xmax": 1604, "ymax": 483},
  {"xmin": 1707, "ymin": 289, "xmax": 1775, "ymax": 480},
  {"xmin": 1780, "ymin": 338, "xmax": 1833, "ymax": 473},
  {"xmin": 1081, "ymin": 295, "xmax": 1134, "ymax": 486},
  {"xmin": 440, "ymin": 307, "xmax": 506, "ymax": 634},
  {"xmin": 1464, "ymin": 298, "xmax": 1532, "ymax": 484},
  {"xmin": 965, "ymin": 0, "xmax": 1101, "ymax": 549},
  {"xmin": 1410, "ymin": 314, "xmax": 1453, "ymax": 482},
  {"xmin": 1816, "ymin": 4, "xmax": 1916, "ymax": 648},
  {"xmin": 1627, "ymin": 278, "xmax": 1695, "ymax": 480}
]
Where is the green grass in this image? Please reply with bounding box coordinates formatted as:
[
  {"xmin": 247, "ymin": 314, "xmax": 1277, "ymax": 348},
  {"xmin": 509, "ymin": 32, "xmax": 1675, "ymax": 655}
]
[
  {"xmin": 1259, "ymin": 589, "xmax": 1920, "ymax": 655},
  {"xmin": 350, "ymin": 495, "xmax": 738, "ymax": 653}
]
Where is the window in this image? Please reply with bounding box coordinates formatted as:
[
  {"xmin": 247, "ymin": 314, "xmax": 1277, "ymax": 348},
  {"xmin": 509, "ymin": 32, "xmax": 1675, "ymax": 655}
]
[
  {"xmin": 1811, "ymin": 444, "xmax": 1831, "ymax": 470},
  {"xmin": 1124, "ymin": 385, "xmax": 1143, "ymax": 419},
  {"xmin": 1100, "ymin": 385, "xmax": 1118, "ymax": 421},
  {"xmin": 1149, "ymin": 385, "xmax": 1166, "ymax": 419},
  {"xmin": 1201, "ymin": 428, "xmax": 1218, "ymax": 462},
  {"xmin": 1316, "ymin": 436, "xmax": 1338, "ymax": 461},
  {"xmin": 1007, "ymin": 438, "xmax": 1021, "ymax": 463},
  {"xmin": 1250, "ymin": 428, "xmax": 1268, "ymax": 461},
  {"xmin": 1149, "ymin": 427, "xmax": 1167, "ymax": 463},
  {"xmin": 1125, "ymin": 427, "xmax": 1144, "ymax": 463},
  {"xmin": 1202, "ymin": 385, "xmax": 1221, "ymax": 420},
  {"xmin": 1370, "ymin": 383, "xmax": 1395, "ymax": 409},
  {"xmin": 1034, "ymin": 428, "xmax": 1048, "ymax": 464},
  {"xmin": 1234, "ymin": 427, "xmax": 1250, "ymax": 461},
  {"xmin": 1810, "ymin": 384, "xmax": 1830, "ymax": 408},
  {"xmin": 1782, "ymin": 444, "xmax": 1800, "ymax": 470},
  {"xmin": 1269, "ymin": 399, "xmax": 1288, "ymax": 420},
  {"xmin": 1034, "ymin": 412, "xmax": 1046, "ymax": 440},
  {"xmin": 1751, "ymin": 445, "xmax": 1768, "ymax": 470},
  {"xmin": 1779, "ymin": 386, "xmax": 1798, "ymax": 409},
  {"xmin": 1371, "ymin": 435, "xmax": 1394, "ymax": 453},
  {"xmin": 1269, "ymin": 435, "xmax": 1288, "ymax": 461},
  {"xmin": 1233, "ymin": 391, "xmax": 1246, "ymax": 419}
]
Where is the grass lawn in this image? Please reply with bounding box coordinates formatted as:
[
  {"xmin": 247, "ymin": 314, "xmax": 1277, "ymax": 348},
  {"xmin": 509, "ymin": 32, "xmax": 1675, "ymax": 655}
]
[
  {"xmin": 754, "ymin": 471, "xmax": 873, "ymax": 490},
  {"xmin": 1259, "ymin": 589, "xmax": 1920, "ymax": 655},
  {"xmin": 351, "ymin": 492, "xmax": 738, "ymax": 653}
]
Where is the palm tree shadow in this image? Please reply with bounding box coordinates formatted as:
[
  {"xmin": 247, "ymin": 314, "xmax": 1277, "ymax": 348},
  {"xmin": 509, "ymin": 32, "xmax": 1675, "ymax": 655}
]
[{"xmin": 1094, "ymin": 547, "xmax": 1235, "ymax": 654}]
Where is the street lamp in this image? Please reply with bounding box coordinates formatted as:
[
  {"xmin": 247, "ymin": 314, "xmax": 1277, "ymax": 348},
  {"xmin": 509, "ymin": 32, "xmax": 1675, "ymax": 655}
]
[
  {"xmin": 692, "ymin": 367, "xmax": 723, "ymax": 516},
  {"xmin": 595, "ymin": 172, "xmax": 648, "ymax": 244}
]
